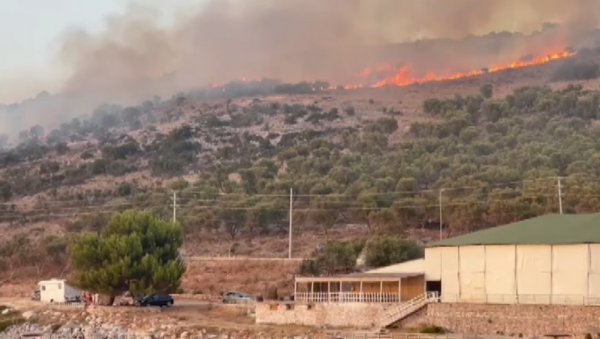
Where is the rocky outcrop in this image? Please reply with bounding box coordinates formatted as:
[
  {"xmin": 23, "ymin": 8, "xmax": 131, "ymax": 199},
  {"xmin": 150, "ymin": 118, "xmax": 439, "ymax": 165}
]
[
  {"xmin": 3, "ymin": 322, "xmax": 317, "ymax": 339},
  {"xmin": 1, "ymin": 305, "xmax": 320, "ymax": 339}
]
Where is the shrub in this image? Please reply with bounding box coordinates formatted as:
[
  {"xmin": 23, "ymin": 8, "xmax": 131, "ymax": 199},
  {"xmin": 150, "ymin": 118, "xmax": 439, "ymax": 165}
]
[
  {"xmin": 365, "ymin": 236, "xmax": 423, "ymax": 268},
  {"xmin": 301, "ymin": 240, "xmax": 365, "ymax": 275},
  {"xmin": 0, "ymin": 181, "xmax": 11, "ymax": 201},
  {"xmin": 102, "ymin": 141, "xmax": 140, "ymax": 160},
  {"xmin": 299, "ymin": 259, "xmax": 320, "ymax": 276},
  {"xmin": 116, "ymin": 182, "xmax": 133, "ymax": 196},
  {"xmin": 91, "ymin": 159, "xmax": 108, "ymax": 175},
  {"xmin": 552, "ymin": 61, "xmax": 600, "ymax": 81},
  {"xmin": 480, "ymin": 84, "xmax": 493, "ymax": 99}
]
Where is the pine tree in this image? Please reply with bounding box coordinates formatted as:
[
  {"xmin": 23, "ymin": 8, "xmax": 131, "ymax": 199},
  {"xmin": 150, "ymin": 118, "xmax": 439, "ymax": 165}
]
[{"xmin": 70, "ymin": 210, "xmax": 185, "ymax": 298}]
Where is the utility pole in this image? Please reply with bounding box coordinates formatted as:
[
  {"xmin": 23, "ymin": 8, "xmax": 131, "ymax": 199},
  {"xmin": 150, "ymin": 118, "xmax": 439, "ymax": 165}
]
[
  {"xmin": 288, "ymin": 188, "xmax": 293, "ymax": 259},
  {"xmin": 439, "ymin": 188, "xmax": 445, "ymax": 240},
  {"xmin": 557, "ymin": 177, "xmax": 563, "ymax": 215},
  {"xmin": 172, "ymin": 191, "xmax": 177, "ymax": 223}
]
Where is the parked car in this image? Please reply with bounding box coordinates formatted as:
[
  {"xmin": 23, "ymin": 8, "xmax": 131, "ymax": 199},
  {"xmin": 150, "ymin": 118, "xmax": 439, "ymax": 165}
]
[
  {"xmin": 65, "ymin": 295, "xmax": 81, "ymax": 303},
  {"xmin": 222, "ymin": 292, "xmax": 255, "ymax": 304},
  {"xmin": 137, "ymin": 294, "xmax": 174, "ymax": 307}
]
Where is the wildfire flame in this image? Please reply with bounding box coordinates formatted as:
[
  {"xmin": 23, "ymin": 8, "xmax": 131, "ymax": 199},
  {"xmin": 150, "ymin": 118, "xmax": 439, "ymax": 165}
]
[{"xmin": 360, "ymin": 49, "xmax": 576, "ymax": 89}]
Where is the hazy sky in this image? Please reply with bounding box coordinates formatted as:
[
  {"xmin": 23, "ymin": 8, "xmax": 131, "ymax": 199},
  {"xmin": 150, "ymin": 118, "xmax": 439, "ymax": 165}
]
[
  {"xmin": 1, "ymin": 0, "xmax": 598, "ymax": 105},
  {"xmin": 0, "ymin": 0, "xmax": 199, "ymax": 103}
]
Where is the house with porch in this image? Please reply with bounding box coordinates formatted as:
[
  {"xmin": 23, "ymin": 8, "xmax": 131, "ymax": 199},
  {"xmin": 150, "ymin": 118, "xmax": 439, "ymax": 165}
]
[
  {"xmin": 294, "ymin": 272, "xmax": 425, "ymax": 303},
  {"xmin": 257, "ymin": 214, "xmax": 600, "ymax": 335}
]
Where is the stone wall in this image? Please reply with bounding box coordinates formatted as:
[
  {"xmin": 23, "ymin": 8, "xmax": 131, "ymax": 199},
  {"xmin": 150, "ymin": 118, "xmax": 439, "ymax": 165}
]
[
  {"xmin": 256, "ymin": 302, "xmax": 390, "ymax": 329},
  {"xmin": 426, "ymin": 303, "xmax": 600, "ymax": 336},
  {"xmin": 258, "ymin": 302, "xmax": 600, "ymax": 335}
]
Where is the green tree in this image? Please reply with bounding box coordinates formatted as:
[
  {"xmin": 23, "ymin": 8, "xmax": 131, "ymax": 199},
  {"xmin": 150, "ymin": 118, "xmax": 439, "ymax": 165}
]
[
  {"xmin": 480, "ymin": 84, "xmax": 493, "ymax": 99},
  {"xmin": 308, "ymin": 197, "xmax": 341, "ymax": 238},
  {"xmin": 365, "ymin": 236, "xmax": 423, "ymax": 268},
  {"xmin": 300, "ymin": 241, "xmax": 364, "ymax": 275},
  {"xmin": 70, "ymin": 211, "xmax": 185, "ymax": 299},
  {"xmin": 0, "ymin": 181, "xmax": 11, "ymax": 201}
]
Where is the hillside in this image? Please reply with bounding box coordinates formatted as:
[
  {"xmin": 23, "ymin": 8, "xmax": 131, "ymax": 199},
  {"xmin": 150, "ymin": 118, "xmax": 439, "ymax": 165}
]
[{"xmin": 2, "ymin": 51, "xmax": 600, "ymax": 288}]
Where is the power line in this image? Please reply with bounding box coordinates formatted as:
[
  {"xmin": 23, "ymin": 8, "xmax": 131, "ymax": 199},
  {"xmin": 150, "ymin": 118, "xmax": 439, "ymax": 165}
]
[{"xmin": 3, "ymin": 174, "xmax": 597, "ymax": 209}]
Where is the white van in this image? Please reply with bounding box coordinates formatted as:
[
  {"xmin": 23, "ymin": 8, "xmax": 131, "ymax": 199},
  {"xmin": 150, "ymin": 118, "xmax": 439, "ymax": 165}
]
[{"xmin": 37, "ymin": 279, "xmax": 81, "ymax": 303}]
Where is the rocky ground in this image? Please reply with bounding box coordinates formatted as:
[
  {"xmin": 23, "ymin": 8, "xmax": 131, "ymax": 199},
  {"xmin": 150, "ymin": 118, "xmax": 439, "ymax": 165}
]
[{"xmin": 0, "ymin": 298, "xmax": 331, "ymax": 339}]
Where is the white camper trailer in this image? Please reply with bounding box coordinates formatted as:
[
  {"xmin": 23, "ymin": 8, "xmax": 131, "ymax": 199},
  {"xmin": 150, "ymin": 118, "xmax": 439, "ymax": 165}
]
[{"xmin": 37, "ymin": 279, "xmax": 81, "ymax": 303}]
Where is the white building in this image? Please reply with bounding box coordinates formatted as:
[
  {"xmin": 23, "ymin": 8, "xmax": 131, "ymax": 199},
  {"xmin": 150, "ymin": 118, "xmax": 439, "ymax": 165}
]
[
  {"xmin": 425, "ymin": 213, "xmax": 600, "ymax": 305},
  {"xmin": 38, "ymin": 279, "xmax": 81, "ymax": 303}
]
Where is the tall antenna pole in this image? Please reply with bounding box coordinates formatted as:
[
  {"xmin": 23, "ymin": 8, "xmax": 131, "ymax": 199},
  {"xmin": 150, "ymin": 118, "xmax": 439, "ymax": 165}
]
[
  {"xmin": 439, "ymin": 188, "xmax": 445, "ymax": 240},
  {"xmin": 172, "ymin": 191, "xmax": 177, "ymax": 223},
  {"xmin": 288, "ymin": 188, "xmax": 293, "ymax": 259},
  {"xmin": 557, "ymin": 177, "xmax": 563, "ymax": 215}
]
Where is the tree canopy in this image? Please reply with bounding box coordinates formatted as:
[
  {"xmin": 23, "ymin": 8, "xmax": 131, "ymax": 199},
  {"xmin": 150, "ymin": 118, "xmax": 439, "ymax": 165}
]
[
  {"xmin": 70, "ymin": 211, "xmax": 185, "ymax": 297},
  {"xmin": 365, "ymin": 236, "xmax": 423, "ymax": 268},
  {"xmin": 299, "ymin": 240, "xmax": 364, "ymax": 276}
]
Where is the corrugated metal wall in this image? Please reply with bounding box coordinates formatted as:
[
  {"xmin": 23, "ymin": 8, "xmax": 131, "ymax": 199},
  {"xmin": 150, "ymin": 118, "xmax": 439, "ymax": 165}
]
[{"xmin": 425, "ymin": 244, "xmax": 600, "ymax": 304}]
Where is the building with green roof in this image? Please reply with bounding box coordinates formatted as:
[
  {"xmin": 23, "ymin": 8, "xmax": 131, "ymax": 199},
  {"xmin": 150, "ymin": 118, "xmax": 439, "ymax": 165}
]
[
  {"xmin": 432, "ymin": 213, "xmax": 600, "ymax": 247},
  {"xmin": 424, "ymin": 213, "xmax": 600, "ymax": 305}
]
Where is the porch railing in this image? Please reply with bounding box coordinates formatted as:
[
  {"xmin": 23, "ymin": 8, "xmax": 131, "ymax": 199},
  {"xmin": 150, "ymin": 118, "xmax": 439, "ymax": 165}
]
[{"xmin": 295, "ymin": 292, "xmax": 401, "ymax": 303}]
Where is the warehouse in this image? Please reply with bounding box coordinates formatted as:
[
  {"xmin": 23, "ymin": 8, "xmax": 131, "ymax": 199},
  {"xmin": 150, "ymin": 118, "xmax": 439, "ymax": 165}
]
[{"xmin": 425, "ymin": 213, "xmax": 600, "ymax": 305}]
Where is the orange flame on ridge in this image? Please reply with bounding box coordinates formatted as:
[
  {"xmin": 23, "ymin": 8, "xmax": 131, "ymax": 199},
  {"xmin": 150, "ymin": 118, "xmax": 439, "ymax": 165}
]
[{"xmin": 362, "ymin": 49, "xmax": 576, "ymax": 88}]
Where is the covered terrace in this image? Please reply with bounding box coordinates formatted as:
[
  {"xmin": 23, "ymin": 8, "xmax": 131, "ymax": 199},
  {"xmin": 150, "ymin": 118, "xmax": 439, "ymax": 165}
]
[{"xmin": 294, "ymin": 272, "xmax": 424, "ymax": 303}]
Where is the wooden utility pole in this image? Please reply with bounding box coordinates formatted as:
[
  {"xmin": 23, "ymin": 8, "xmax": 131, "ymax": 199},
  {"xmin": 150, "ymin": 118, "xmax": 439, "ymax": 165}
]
[{"xmin": 288, "ymin": 188, "xmax": 293, "ymax": 259}]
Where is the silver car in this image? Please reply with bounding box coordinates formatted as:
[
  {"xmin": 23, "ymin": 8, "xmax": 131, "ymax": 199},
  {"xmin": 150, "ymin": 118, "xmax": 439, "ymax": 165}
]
[{"xmin": 222, "ymin": 292, "xmax": 255, "ymax": 304}]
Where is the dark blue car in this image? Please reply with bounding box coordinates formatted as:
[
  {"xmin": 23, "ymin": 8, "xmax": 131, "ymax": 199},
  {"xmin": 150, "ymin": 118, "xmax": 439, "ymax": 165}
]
[{"xmin": 138, "ymin": 294, "xmax": 174, "ymax": 307}]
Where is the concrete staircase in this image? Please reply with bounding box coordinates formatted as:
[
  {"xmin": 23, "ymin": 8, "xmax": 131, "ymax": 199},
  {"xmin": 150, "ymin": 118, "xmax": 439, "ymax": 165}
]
[{"xmin": 379, "ymin": 292, "xmax": 440, "ymax": 328}]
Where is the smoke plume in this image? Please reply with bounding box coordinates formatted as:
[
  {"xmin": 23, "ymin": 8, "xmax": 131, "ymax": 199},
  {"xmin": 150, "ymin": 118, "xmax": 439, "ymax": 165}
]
[{"xmin": 2, "ymin": 0, "xmax": 600, "ymax": 136}]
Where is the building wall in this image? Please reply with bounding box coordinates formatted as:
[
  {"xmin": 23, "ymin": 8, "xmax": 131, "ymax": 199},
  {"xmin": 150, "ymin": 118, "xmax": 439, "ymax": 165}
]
[
  {"xmin": 425, "ymin": 244, "xmax": 600, "ymax": 304},
  {"xmin": 401, "ymin": 276, "xmax": 424, "ymax": 301},
  {"xmin": 425, "ymin": 302, "xmax": 600, "ymax": 336},
  {"xmin": 257, "ymin": 300, "xmax": 600, "ymax": 334},
  {"xmin": 256, "ymin": 302, "xmax": 388, "ymax": 328},
  {"xmin": 39, "ymin": 280, "xmax": 65, "ymax": 303}
]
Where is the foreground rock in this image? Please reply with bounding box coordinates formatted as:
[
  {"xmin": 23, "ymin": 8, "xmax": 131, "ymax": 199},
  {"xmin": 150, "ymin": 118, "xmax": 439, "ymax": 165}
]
[
  {"xmin": 3, "ymin": 322, "xmax": 319, "ymax": 339},
  {"xmin": 0, "ymin": 303, "xmax": 323, "ymax": 339}
]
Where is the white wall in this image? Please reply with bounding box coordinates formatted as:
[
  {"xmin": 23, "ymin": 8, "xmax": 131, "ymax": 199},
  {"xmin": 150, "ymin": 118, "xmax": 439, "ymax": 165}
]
[
  {"xmin": 516, "ymin": 245, "xmax": 551, "ymax": 304},
  {"xmin": 589, "ymin": 244, "xmax": 600, "ymax": 300},
  {"xmin": 552, "ymin": 245, "xmax": 587, "ymax": 304},
  {"xmin": 39, "ymin": 280, "xmax": 66, "ymax": 303},
  {"xmin": 425, "ymin": 247, "xmax": 441, "ymax": 281},
  {"xmin": 425, "ymin": 244, "xmax": 596, "ymax": 305},
  {"xmin": 440, "ymin": 247, "xmax": 459, "ymax": 302},
  {"xmin": 459, "ymin": 246, "xmax": 485, "ymax": 302},
  {"xmin": 485, "ymin": 245, "xmax": 515, "ymax": 303}
]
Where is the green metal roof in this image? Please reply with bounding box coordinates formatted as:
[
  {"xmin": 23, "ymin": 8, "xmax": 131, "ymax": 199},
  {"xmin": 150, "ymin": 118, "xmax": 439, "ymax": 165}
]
[{"xmin": 430, "ymin": 213, "xmax": 600, "ymax": 247}]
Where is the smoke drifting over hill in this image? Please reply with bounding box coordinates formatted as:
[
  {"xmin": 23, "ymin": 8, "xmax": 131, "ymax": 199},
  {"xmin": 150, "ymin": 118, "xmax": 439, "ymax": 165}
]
[
  {"xmin": 2, "ymin": 0, "xmax": 600, "ymax": 136},
  {"xmin": 59, "ymin": 0, "xmax": 600, "ymax": 96}
]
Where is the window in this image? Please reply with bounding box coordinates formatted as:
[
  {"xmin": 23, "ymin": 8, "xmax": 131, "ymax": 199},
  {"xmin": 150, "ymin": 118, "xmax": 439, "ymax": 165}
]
[
  {"xmin": 41, "ymin": 285, "xmax": 46, "ymax": 291},
  {"xmin": 58, "ymin": 283, "xmax": 62, "ymax": 289}
]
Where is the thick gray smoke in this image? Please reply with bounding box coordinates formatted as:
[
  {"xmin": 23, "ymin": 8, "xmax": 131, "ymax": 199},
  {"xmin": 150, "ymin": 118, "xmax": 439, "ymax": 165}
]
[
  {"xmin": 2, "ymin": 0, "xmax": 600, "ymax": 136},
  {"xmin": 59, "ymin": 0, "xmax": 600, "ymax": 96}
]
